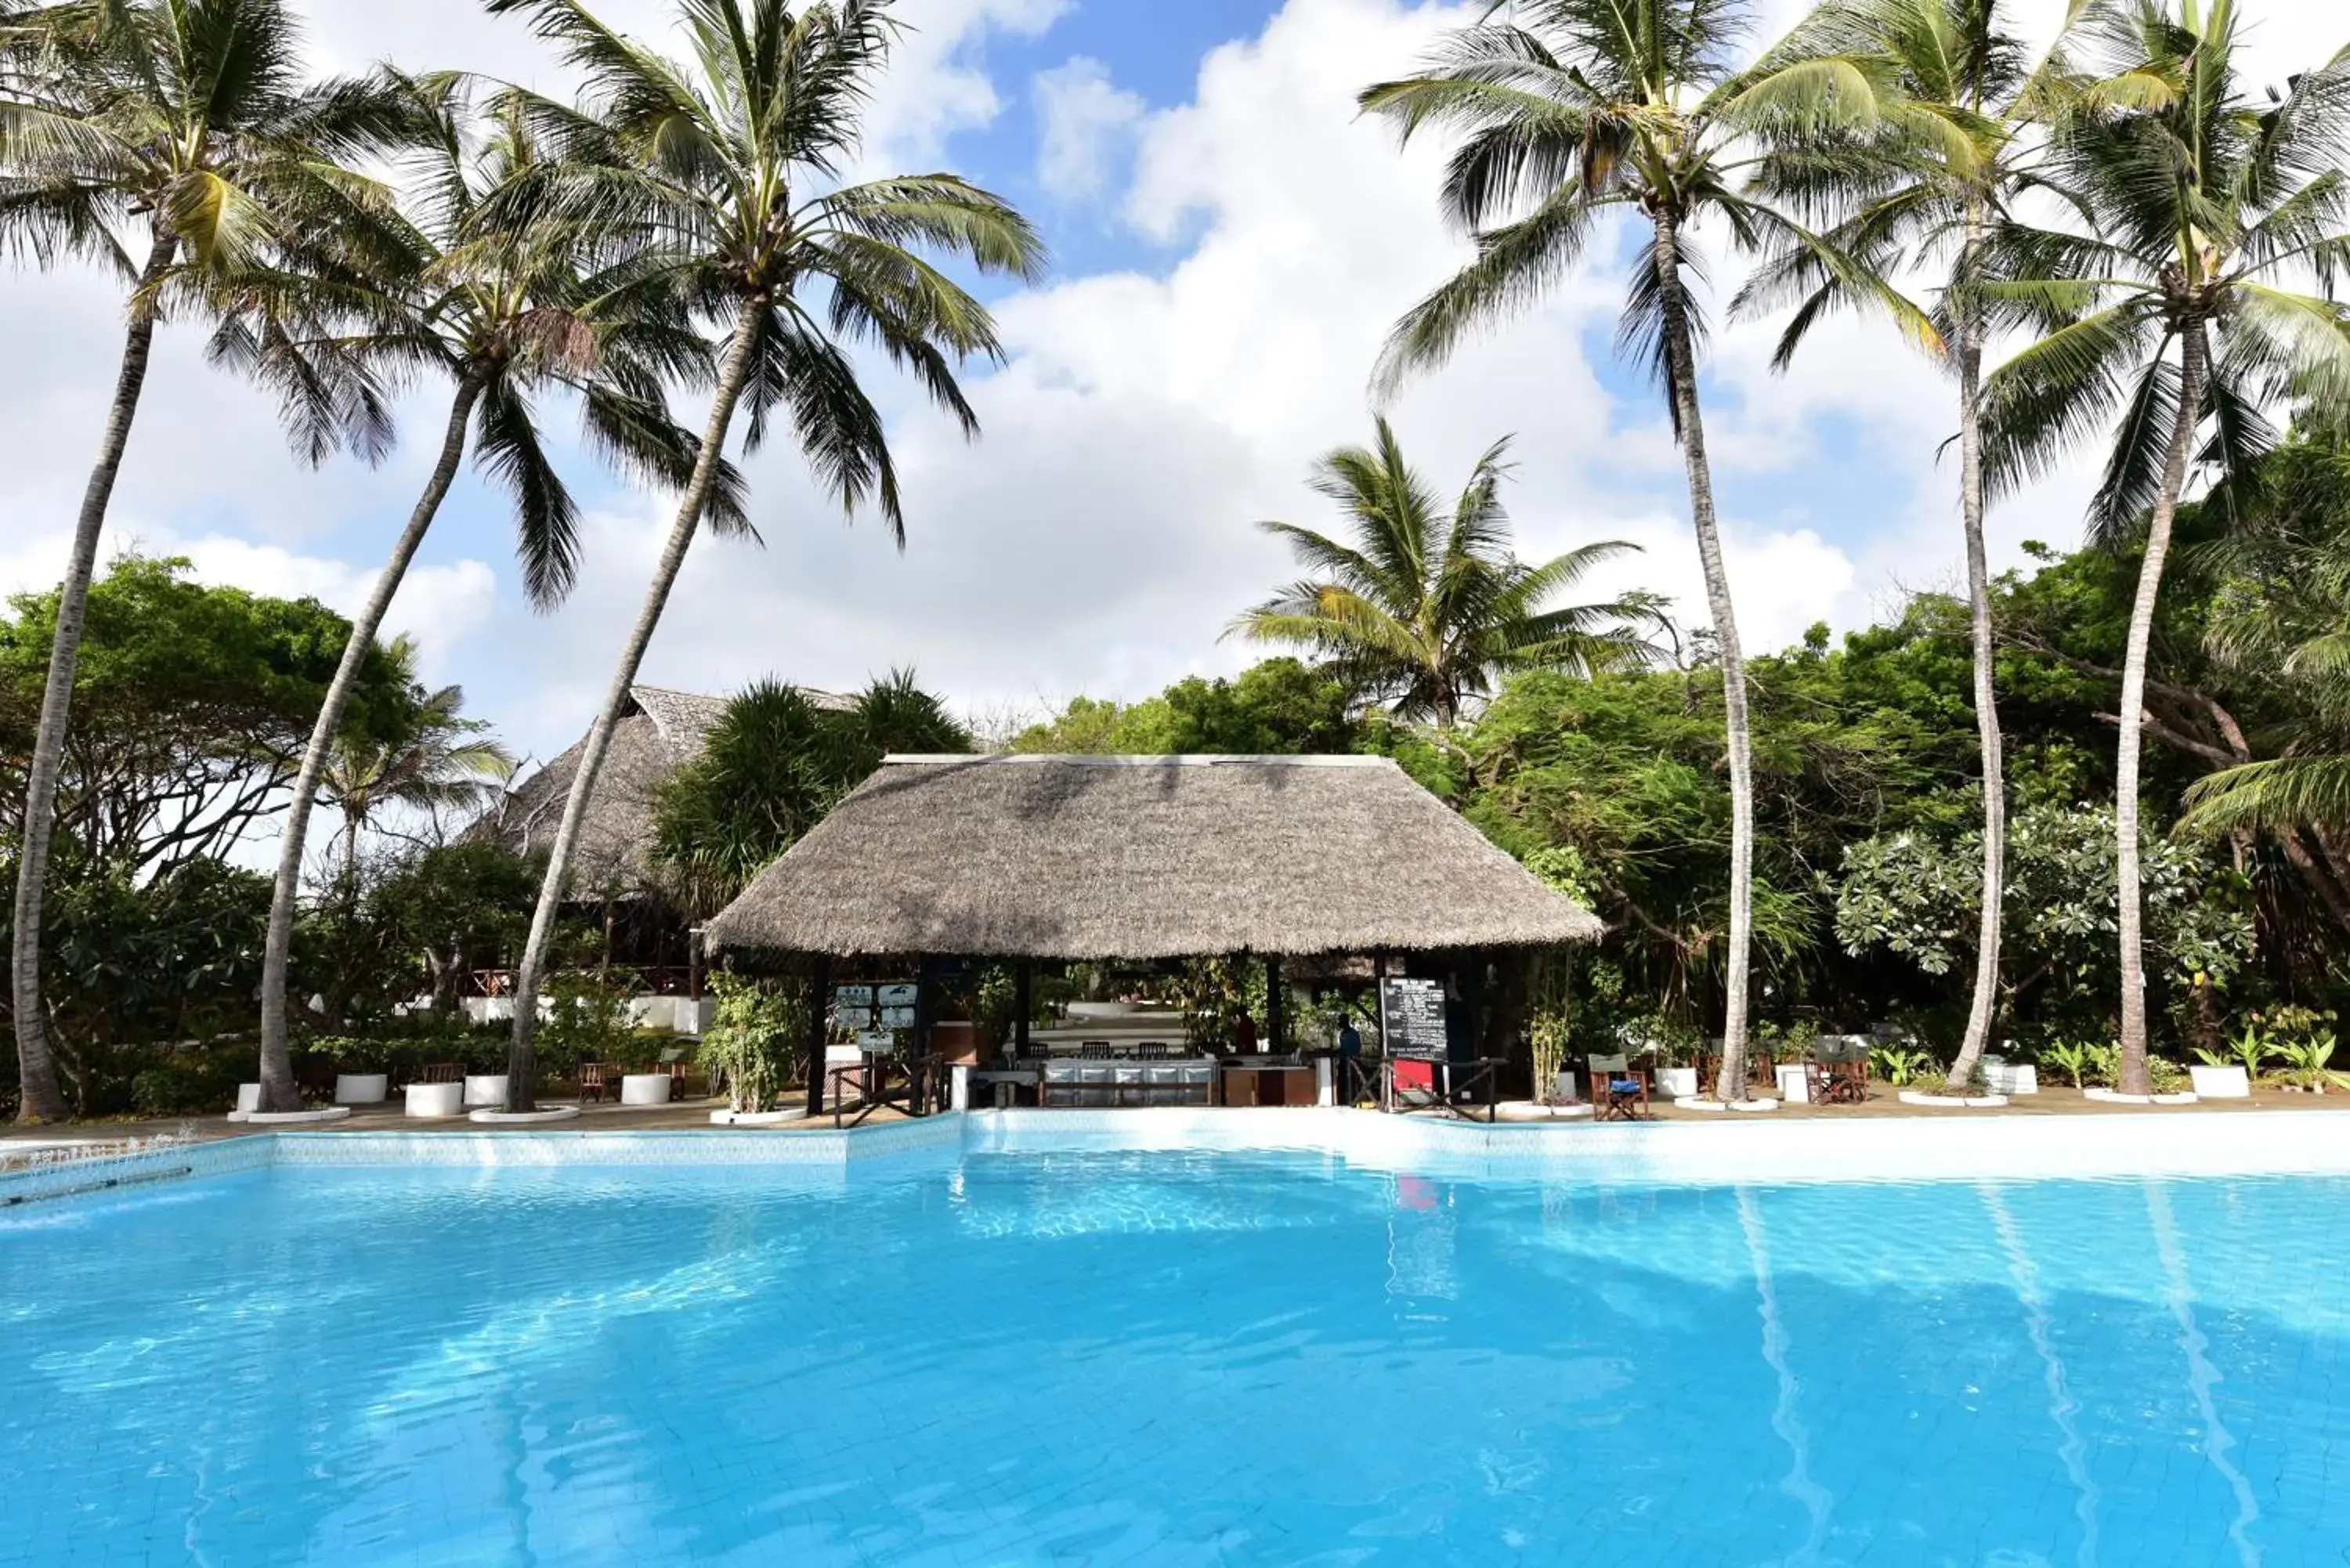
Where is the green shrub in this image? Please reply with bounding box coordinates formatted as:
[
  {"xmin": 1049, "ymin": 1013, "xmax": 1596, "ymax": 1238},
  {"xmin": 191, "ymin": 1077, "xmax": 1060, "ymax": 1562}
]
[
  {"xmin": 700, "ymin": 973, "xmax": 808, "ymax": 1113},
  {"xmin": 537, "ymin": 969, "xmax": 643, "ymax": 1073}
]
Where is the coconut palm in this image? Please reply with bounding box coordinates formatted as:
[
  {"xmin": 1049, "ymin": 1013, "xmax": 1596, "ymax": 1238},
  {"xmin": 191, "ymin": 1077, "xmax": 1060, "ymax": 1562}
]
[
  {"xmin": 1735, "ymin": 0, "xmax": 2090, "ymax": 1088},
  {"xmin": 232, "ymin": 74, "xmax": 752, "ymax": 1114},
  {"xmin": 314, "ymin": 639, "xmax": 517, "ymax": 881},
  {"xmin": 2177, "ymin": 423, "xmax": 2350, "ymax": 849},
  {"xmin": 1983, "ymin": 0, "xmax": 2350, "ymax": 1093},
  {"xmin": 483, "ymin": 0, "xmax": 1045, "ymax": 1111},
  {"xmin": 1358, "ymin": 0, "xmax": 1907, "ymax": 1100},
  {"xmin": 0, "ymin": 0, "xmax": 412, "ymax": 1122},
  {"xmin": 1231, "ymin": 419, "xmax": 1650, "ymax": 725}
]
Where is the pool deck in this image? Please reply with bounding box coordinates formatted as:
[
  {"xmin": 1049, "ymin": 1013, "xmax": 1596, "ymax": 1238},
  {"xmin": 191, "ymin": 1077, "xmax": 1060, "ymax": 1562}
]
[{"xmin": 0, "ymin": 1081, "xmax": 2326, "ymax": 1151}]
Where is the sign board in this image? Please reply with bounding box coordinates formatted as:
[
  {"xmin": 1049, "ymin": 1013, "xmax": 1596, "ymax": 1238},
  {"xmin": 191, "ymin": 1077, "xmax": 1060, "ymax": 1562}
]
[
  {"xmin": 835, "ymin": 984, "xmax": 918, "ymax": 1034},
  {"xmin": 1379, "ymin": 977, "xmax": 1448, "ymax": 1060}
]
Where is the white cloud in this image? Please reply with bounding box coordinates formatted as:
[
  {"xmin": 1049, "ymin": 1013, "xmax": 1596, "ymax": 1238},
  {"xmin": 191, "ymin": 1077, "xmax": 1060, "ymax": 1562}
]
[
  {"xmin": 1032, "ymin": 56, "xmax": 1145, "ymax": 201},
  {"xmin": 11, "ymin": 0, "xmax": 2345, "ymax": 771},
  {"xmin": 505, "ymin": 0, "xmax": 1876, "ymax": 751}
]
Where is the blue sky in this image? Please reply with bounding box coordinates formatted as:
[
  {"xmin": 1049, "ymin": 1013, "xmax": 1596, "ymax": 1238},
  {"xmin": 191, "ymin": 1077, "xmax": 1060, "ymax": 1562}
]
[{"xmin": 2, "ymin": 0, "xmax": 2340, "ymax": 793}]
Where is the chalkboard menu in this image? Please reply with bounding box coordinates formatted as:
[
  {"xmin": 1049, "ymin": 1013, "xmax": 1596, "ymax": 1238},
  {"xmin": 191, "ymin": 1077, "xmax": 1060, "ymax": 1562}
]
[{"xmin": 1380, "ymin": 977, "xmax": 1448, "ymax": 1059}]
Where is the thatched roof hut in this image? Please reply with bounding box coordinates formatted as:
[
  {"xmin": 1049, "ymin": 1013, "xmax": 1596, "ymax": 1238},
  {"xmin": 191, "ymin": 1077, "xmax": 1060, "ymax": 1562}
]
[
  {"xmin": 703, "ymin": 753, "xmax": 1603, "ymax": 961},
  {"xmin": 480, "ymin": 683, "xmax": 844, "ymax": 894}
]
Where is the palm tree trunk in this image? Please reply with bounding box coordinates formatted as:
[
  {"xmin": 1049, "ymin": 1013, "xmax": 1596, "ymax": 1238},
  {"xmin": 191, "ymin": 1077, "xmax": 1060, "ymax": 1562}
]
[
  {"xmin": 10, "ymin": 233, "xmax": 177, "ymax": 1125},
  {"xmin": 255, "ymin": 374, "xmax": 486, "ymax": 1111},
  {"xmin": 2115, "ymin": 319, "xmax": 2207, "ymax": 1097},
  {"xmin": 1652, "ymin": 208, "xmax": 1755, "ymax": 1104},
  {"xmin": 502, "ymin": 307, "xmax": 767, "ymax": 1113},
  {"xmin": 1948, "ymin": 204, "xmax": 2005, "ymax": 1092}
]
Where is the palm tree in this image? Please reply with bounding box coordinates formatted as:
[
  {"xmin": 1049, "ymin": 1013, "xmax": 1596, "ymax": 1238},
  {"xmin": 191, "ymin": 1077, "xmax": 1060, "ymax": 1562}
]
[
  {"xmin": 1231, "ymin": 418, "xmax": 1649, "ymax": 725},
  {"xmin": 1983, "ymin": 0, "xmax": 2350, "ymax": 1094},
  {"xmin": 1358, "ymin": 0, "xmax": 1904, "ymax": 1100},
  {"xmin": 484, "ymin": 0, "xmax": 1045, "ymax": 1111},
  {"xmin": 230, "ymin": 74, "xmax": 750, "ymax": 1114},
  {"xmin": 1736, "ymin": 0, "xmax": 2088, "ymax": 1089},
  {"xmin": 316, "ymin": 639, "xmax": 517, "ymax": 880},
  {"xmin": 652, "ymin": 669, "xmax": 971, "ymax": 910},
  {"xmin": 0, "ymin": 0, "xmax": 411, "ymax": 1122}
]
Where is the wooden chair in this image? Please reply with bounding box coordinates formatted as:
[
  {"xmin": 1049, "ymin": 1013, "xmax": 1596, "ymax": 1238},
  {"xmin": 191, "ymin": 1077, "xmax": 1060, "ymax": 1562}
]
[
  {"xmin": 1798, "ymin": 1039, "xmax": 1867, "ymax": 1105},
  {"xmin": 1588, "ymin": 1053, "xmax": 1651, "ymax": 1121},
  {"xmin": 417, "ymin": 1061, "xmax": 463, "ymax": 1085},
  {"xmin": 577, "ymin": 1062, "xmax": 613, "ymax": 1104},
  {"xmin": 658, "ymin": 1046, "xmax": 694, "ymax": 1097}
]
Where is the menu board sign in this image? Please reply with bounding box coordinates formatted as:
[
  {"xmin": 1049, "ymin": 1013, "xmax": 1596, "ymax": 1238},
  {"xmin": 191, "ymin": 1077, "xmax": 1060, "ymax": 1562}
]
[
  {"xmin": 835, "ymin": 983, "xmax": 916, "ymax": 1034},
  {"xmin": 1379, "ymin": 977, "xmax": 1448, "ymax": 1060}
]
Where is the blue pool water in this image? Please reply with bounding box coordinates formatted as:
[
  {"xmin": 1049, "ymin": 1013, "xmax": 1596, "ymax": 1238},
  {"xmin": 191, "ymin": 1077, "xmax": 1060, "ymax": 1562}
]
[{"xmin": 3, "ymin": 1151, "xmax": 2348, "ymax": 1566}]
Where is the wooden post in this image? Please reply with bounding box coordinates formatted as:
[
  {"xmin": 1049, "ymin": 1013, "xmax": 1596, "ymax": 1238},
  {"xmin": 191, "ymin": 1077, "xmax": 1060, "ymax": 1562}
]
[
  {"xmin": 1266, "ymin": 954, "xmax": 1286, "ymax": 1054},
  {"xmin": 1014, "ymin": 961, "xmax": 1032, "ymax": 1057},
  {"xmin": 804, "ymin": 954, "xmax": 831, "ymax": 1117}
]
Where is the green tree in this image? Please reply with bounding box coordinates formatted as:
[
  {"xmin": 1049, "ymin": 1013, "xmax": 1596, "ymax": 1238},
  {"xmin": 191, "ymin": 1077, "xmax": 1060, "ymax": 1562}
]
[
  {"xmin": 1359, "ymin": 0, "xmax": 1899, "ymax": 1097},
  {"xmin": 1012, "ymin": 660, "xmax": 1361, "ymax": 757},
  {"xmin": 1231, "ymin": 419, "xmax": 1649, "ymax": 725},
  {"xmin": 0, "ymin": 556, "xmax": 412, "ymax": 875},
  {"xmin": 1836, "ymin": 802, "xmax": 2256, "ymax": 1045},
  {"xmin": 238, "ymin": 74, "xmax": 746, "ymax": 1114},
  {"xmin": 2178, "ymin": 422, "xmax": 2350, "ymax": 903},
  {"xmin": 653, "ymin": 671, "xmax": 971, "ymax": 912},
  {"xmin": 486, "ymin": 0, "xmax": 1045, "ymax": 1112},
  {"xmin": 296, "ymin": 840, "xmax": 539, "ymax": 1029},
  {"xmin": 1741, "ymin": 0, "xmax": 2088, "ymax": 1087},
  {"xmin": 1983, "ymin": 0, "xmax": 2350, "ymax": 1093},
  {"xmin": 0, "ymin": 0, "xmax": 415, "ymax": 1122}
]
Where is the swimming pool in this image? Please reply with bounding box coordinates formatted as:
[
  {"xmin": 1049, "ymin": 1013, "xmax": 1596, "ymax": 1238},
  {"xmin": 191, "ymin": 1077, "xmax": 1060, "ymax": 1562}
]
[{"xmin": 4, "ymin": 1131, "xmax": 2346, "ymax": 1565}]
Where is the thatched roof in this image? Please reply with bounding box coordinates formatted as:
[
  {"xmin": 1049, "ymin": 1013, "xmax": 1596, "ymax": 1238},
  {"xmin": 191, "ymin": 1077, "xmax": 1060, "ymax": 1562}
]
[
  {"xmin": 479, "ymin": 684, "xmax": 844, "ymax": 894},
  {"xmin": 703, "ymin": 753, "xmax": 1603, "ymax": 960}
]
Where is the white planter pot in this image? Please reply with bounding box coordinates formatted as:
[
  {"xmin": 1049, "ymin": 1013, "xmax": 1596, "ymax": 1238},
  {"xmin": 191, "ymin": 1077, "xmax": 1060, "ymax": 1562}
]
[
  {"xmin": 234, "ymin": 1083, "xmax": 262, "ymax": 1115},
  {"xmin": 462, "ymin": 1074, "xmax": 509, "ymax": 1107},
  {"xmin": 1655, "ymin": 1067, "xmax": 1698, "ymax": 1098},
  {"xmin": 244, "ymin": 1105, "xmax": 352, "ymax": 1125},
  {"xmin": 1495, "ymin": 1100, "xmax": 1593, "ymax": 1122},
  {"xmin": 403, "ymin": 1082, "xmax": 465, "ymax": 1118},
  {"xmin": 620, "ymin": 1073, "xmax": 674, "ymax": 1107},
  {"xmin": 1774, "ymin": 1064, "xmax": 1813, "ymax": 1104},
  {"xmin": 333, "ymin": 1072, "xmax": 388, "ymax": 1104},
  {"xmin": 2084, "ymin": 1086, "xmax": 2200, "ymax": 1105},
  {"xmin": 1983, "ymin": 1063, "xmax": 2038, "ymax": 1095},
  {"xmin": 2188, "ymin": 1065, "xmax": 2251, "ymax": 1099},
  {"xmin": 1552, "ymin": 1070, "xmax": 1582, "ymax": 1104}
]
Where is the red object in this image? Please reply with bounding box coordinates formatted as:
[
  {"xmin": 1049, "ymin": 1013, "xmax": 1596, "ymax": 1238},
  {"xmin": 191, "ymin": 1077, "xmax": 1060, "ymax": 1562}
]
[{"xmin": 1394, "ymin": 1059, "xmax": 1437, "ymax": 1093}]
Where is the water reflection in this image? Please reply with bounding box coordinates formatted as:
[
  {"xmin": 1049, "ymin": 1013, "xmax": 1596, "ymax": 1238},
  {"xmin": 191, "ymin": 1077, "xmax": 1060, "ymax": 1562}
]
[
  {"xmin": 1981, "ymin": 1182, "xmax": 2102, "ymax": 1568},
  {"xmin": 1738, "ymin": 1187, "xmax": 1835, "ymax": 1565},
  {"xmin": 2145, "ymin": 1180, "xmax": 2262, "ymax": 1568}
]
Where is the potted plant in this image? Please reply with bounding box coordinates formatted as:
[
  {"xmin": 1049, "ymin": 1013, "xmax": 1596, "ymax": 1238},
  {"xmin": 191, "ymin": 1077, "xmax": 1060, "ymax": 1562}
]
[
  {"xmin": 2189, "ymin": 1026, "xmax": 2267, "ymax": 1099},
  {"xmin": 702, "ymin": 973, "xmax": 809, "ymax": 1125},
  {"xmin": 1649, "ymin": 1033, "xmax": 1698, "ymax": 1100}
]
